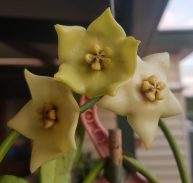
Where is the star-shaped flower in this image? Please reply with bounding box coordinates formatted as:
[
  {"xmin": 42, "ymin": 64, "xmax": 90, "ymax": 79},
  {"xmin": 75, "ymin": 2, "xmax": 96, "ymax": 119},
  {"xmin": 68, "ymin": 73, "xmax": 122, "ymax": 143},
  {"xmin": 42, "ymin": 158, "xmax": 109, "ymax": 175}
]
[
  {"xmin": 98, "ymin": 53, "xmax": 182, "ymax": 148},
  {"xmin": 8, "ymin": 70, "xmax": 79, "ymax": 173},
  {"xmin": 54, "ymin": 8, "xmax": 140, "ymax": 97}
]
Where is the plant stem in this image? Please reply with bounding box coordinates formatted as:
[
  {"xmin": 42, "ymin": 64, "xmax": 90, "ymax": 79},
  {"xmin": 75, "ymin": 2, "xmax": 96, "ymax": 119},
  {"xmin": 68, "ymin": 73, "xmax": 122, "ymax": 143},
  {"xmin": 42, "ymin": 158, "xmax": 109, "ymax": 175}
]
[
  {"xmin": 0, "ymin": 130, "xmax": 20, "ymax": 162},
  {"xmin": 159, "ymin": 119, "xmax": 190, "ymax": 183},
  {"xmin": 82, "ymin": 158, "xmax": 107, "ymax": 183},
  {"xmin": 74, "ymin": 123, "xmax": 85, "ymax": 164},
  {"xmin": 80, "ymin": 96, "xmax": 102, "ymax": 113},
  {"xmin": 74, "ymin": 96, "xmax": 102, "ymax": 163},
  {"xmin": 123, "ymin": 155, "xmax": 159, "ymax": 183}
]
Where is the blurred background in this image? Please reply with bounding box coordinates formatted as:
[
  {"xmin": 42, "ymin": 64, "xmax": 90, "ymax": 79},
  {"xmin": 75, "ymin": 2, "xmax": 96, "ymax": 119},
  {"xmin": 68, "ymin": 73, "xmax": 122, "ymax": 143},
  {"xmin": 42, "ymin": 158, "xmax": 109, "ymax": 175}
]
[{"xmin": 0, "ymin": 0, "xmax": 193, "ymax": 182}]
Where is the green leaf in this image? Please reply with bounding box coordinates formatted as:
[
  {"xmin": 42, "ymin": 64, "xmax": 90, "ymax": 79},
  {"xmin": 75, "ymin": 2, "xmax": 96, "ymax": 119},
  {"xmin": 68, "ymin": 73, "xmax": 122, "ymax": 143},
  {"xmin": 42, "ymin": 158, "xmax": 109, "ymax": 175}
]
[
  {"xmin": 40, "ymin": 150, "xmax": 76, "ymax": 183},
  {"xmin": 0, "ymin": 175, "xmax": 28, "ymax": 183}
]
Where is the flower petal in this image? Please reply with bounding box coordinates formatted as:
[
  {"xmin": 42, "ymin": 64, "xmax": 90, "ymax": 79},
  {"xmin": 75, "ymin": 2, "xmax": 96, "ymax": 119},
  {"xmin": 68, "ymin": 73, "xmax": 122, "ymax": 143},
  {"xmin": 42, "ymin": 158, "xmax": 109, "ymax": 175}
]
[
  {"xmin": 25, "ymin": 69, "xmax": 79, "ymax": 146},
  {"xmin": 87, "ymin": 8, "xmax": 126, "ymax": 42},
  {"xmin": 55, "ymin": 24, "xmax": 86, "ymax": 62},
  {"xmin": 115, "ymin": 37, "xmax": 140, "ymax": 77},
  {"xmin": 30, "ymin": 105, "xmax": 78, "ymax": 173},
  {"xmin": 54, "ymin": 9, "xmax": 139, "ymax": 97},
  {"xmin": 127, "ymin": 115, "xmax": 159, "ymax": 149},
  {"xmin": 8, "ymin": 101, "xmax": 42, "ymax": 139},
  {"xmin": 98, "ymin": 53, "xmax": 182, "ymax": 148},
  {"xmin": 25, "ymin": 69, "xmax": 78, "ymax": 103},
  {"xmin": 54, "ymin": 64, "xmax": 86, "ymax": 94},
  {"xmin": 43, "ymin": 95, "xmax": 79, "ymax": 151},
  {"xmin": 98, "ymin": 85, "xmax": 131, "ymax": 116},
  {"xmin": 9, "ymin": 70, "xmax": 80, "ymax": 173},
  {"xmin": 162, "ymin": 91, "xmax": 182, "ymax": 117},
  {"xmin": 143, "ymin": 52, "xmax": 170, "ymax": 73},
  {"xmin": 30, "ymin": 142, "xmax": 64, "ymax": 173}
]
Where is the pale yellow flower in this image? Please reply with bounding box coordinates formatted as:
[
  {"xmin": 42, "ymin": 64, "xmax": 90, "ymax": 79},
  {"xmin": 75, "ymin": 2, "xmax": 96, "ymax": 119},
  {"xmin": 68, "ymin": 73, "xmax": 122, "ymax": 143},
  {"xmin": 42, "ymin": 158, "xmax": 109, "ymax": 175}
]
[
  {"xmin": 8, "ymin": 70, "xmax": 79, "ymax": 173},
  {"xmin": 98, "ymin": 53, "xmax": 182, "ymax": 148},
  {"xmin": 54, "ymin": 8, "xmax": 140, "ymax": 97}
]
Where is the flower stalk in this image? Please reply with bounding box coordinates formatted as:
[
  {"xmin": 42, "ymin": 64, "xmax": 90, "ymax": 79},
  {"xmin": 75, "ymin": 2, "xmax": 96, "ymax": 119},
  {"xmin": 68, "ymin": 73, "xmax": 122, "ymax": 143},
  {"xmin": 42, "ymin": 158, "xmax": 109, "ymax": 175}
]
[
  {"xmin": 159, "ymin": 119, "xmax": 190, "ymax": 183},
  {"xmin": 123, "ymin": 155, "xmax": 159, "ymax": 183},
  {"xmin": 74, "ymin": 123, "xmax": 85, "ymax": 164},
  {"xmin": 82, "ymin": 158, "xmax": 107, "ymax": 183},
  {"xmin": 0, "ymin": 130, "xmax": 20, "ymax": 162}
]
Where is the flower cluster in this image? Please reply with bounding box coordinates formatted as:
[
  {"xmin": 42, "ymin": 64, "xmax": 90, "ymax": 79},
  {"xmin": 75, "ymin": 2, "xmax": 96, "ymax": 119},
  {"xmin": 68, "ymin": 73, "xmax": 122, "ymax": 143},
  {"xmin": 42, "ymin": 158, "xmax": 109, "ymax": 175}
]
[{"xmin": 7, "ymin": 8, "xmax": 181, "ymax": 173}]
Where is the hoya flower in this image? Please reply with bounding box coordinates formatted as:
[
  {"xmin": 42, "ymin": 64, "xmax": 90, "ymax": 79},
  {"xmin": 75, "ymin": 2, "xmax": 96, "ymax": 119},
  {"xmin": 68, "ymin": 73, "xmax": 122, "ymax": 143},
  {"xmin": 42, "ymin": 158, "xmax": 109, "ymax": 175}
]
[
  {"xmin": 98, "ymin": 53, "xmax": 182, "ymax": 148},
  {"xmin": 8, "ymin": 70, "xmax": 79, "ymax": 173},
  {"xmin": 54, "ymin": 8, "xmax": 140, "ymax": 97}
]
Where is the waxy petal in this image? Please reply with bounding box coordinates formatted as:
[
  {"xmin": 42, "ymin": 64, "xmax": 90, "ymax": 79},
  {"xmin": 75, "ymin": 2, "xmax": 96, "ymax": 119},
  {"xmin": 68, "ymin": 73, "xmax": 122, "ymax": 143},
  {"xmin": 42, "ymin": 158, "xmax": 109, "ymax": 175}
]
[
  {"xmin": 87, "ymin": 8, "xmax": 126, "ymax": 42},
  {"xmin": 128, "ymin": 115, "xmax": 159, "ymax": 149},
  {"xmin": 8, "ymin": 70, "xmax": 79, "ymax": 173},
  {"xmin": 143, "ymin": 52, "xmax": 170, "ymax": 73},
  {"xmin": 25, "ymin": 69, "xmax": 64, "ymax": 103},
  {"xmin": 116, "ymin": 37, "xmax": 140, "ymax": 77},
  {"xmin": 54, "ymin": 64, "xmax": 86, "ymax": 94},
  {"xmin": 30, "ymin": 142, "xmax": 64, "ymax": 173},
  {"xmin": 54, "ymin": 8, "xmax": 139, "ymax": 97},
  {"xmin": 8, "ymin": 101, "xmax": 42, "ymax": 139},
  {"xmin": 98, "ymin": 53, "xmax": 182, "ymax": 148},
  {"xmin": 55, "ymin": 25, "xmax": 86, "ymax": 63},
  {"xmin": 162, "ymin": 91, "xmax": 182, "ymax": 117}
]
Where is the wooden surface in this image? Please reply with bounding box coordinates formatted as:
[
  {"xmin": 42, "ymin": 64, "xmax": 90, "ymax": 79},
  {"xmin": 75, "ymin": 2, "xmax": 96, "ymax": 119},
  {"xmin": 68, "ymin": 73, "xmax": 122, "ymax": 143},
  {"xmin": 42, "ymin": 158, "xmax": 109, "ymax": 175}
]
[{"xmin": 109, "ymin": 129, "xmax": 122, "ymax": 166}]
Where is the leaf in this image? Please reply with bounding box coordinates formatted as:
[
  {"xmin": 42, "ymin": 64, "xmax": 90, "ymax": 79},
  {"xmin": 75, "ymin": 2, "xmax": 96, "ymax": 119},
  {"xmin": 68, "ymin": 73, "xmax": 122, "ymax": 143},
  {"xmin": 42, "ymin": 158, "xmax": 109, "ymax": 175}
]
[
  {"xmin": 0, "ymin": 175, "xmax": 28, "ymax": 183},
  {"xmin": 40, "ymin": 150, "xmax": 76, "ymax": 183}
]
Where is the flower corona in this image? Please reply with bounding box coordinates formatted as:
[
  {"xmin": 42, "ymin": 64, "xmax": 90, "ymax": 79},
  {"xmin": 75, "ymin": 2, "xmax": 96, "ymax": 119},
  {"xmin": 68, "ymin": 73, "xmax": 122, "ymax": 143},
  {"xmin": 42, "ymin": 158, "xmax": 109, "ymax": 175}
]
[{"xmin": 141, "ymin": 75, "xmax": 166, "ymax": 102}]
